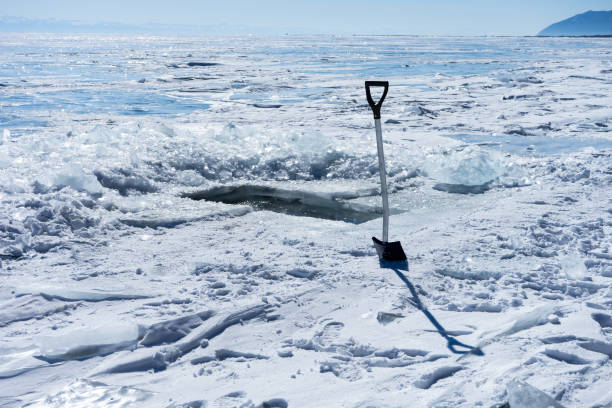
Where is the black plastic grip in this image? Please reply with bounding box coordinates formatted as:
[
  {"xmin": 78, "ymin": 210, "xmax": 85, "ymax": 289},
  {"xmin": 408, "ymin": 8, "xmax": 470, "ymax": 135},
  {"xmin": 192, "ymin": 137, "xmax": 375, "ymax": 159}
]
[{"xmin": 365, "ymin": 80, "xmax": 389, "ymax": 119}]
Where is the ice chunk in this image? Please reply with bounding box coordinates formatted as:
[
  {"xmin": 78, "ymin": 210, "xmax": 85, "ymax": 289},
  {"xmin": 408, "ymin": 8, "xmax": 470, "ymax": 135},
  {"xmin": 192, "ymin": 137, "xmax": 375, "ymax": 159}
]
[
  {"xmin": 542, "ymin": 349, "xmax": 591, "ymax": 365},
  {"xmin": 0, "ymin": 358, "xmax": 49, "ymax": 379},
  {"xmin": 506, "ymin": 380, "xmax": 565, "ymax": 408},
  {"xmin": 1, "ymin": 178, "xmax": 28, "ymax": 193},
  {"xmin": 177, "ymin": 170, "xmax": 206, "ymax": 186},
  {"xmin": 424, "ymin": 146, "xmax": 509, "ymax": 191},
  {"xmin": 478, "ymin": 305, "xmax": 557, "ymax": 348},
  {"xmin": 119, "ymin": 202, "xmax": 252, "ymax": 228},
  {"xmin": 502, "ymin": 306, "xmax": 557, "ymax": 336},
  {"xmin": 0, "ymin": 342, "xmax": 49, "ymax": 379},
  {"xmin": 1, "ymin": 128, "xmax": 9, "ymax": 144},
  {"xmin": 95, "ymin": 304, "xmax": 270, "ymax": 374},
  {"xmin": 49, "ymin": 165, "xmax": 104, "ymax": 195},
  {"xmin": 592, "ymin": 312, "xmax": 612, "ymax": 329},
  {"xmin": 28, "ymin": 288, "xmax": 153, "ymax": 302},
  {"xmin": 0, "ymin": 150, "xmax": 10, "ymax": 169},
  {"xmin": 578, "ymin": 340, "xmax": 612, "ymax": 358},
  {"xmin": 559, "ymin": 254, "xmax": 587, "ymax": 280},
  {"xmin": 0, "ymin": 295, "xmax": 71, "ymax": 327},
  {"xmin": 36, "ymin": 323, "xmax": 140, "ymax": 362},
  {"xmin": 139, "ymin": 311, "xmax": 215, "ymax": 347},
  {"xmin": 81, "ymin": 124, "xmax": 117, "ymax": 145},
  {"xmin": 93, "ymin": 169, "xmax": 157, "ymax": 195},
  {"xmin": 109, "ymin": 195, "xmax": 153, "ymax": 213}
]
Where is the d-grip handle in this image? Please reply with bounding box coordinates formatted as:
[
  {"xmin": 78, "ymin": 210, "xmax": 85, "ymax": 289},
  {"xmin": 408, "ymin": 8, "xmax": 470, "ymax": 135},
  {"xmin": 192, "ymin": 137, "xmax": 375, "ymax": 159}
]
[{"xmin": 365, "ymin": 81, "xmax": 389, "ymax": 119}]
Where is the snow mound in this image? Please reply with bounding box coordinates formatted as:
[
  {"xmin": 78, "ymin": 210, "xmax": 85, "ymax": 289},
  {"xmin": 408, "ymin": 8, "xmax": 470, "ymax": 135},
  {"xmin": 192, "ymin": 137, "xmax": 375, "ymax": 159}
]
[
  {"xmin": 34, "ymin": 288, "xmax": 153, "ymax": 302},
  {"xmin": 36, "ymin": 324, "xmax": 140, "ymax": 362},
  {"xmin": 0, "ymin": 191, "xmax": 102, "ymax": 258},
  {"xmin": 26, "ymin": 379, "xmax": 152, "ymax": 408},
  {"xmin": 0, "ymin": 295, "xmax": 72, "ymax": 327}
]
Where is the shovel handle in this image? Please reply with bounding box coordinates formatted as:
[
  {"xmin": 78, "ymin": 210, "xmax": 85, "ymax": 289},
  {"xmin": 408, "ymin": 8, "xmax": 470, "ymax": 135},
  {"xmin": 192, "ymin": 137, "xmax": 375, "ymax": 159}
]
[{"xmin": 365, "ymin": 81, "xmax": 389, "ymax": 119}]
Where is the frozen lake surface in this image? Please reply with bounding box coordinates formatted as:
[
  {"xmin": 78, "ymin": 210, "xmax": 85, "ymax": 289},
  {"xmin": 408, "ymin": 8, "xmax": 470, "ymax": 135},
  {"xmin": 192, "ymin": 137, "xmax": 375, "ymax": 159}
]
[{"xmin": 0, "ymin": 34, "xmax": 611, "ymax": 407}]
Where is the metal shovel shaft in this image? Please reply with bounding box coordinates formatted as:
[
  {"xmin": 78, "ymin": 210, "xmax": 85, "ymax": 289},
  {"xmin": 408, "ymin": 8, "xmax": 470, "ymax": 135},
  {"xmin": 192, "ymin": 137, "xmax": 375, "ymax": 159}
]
[
  {"xmin": 366, "ymin": 80, "xmax": 407, "ymax": 262},
  {"xmin": 374, "ymin": 118, "xmax": 389, "ymax": 242}
]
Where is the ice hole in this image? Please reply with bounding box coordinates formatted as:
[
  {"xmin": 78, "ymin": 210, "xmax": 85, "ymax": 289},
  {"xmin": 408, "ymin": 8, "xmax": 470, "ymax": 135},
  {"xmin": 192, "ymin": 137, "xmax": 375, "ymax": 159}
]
[{"xmin": 185, "ymin": 185, "xmax": 383, "ymax": 224}]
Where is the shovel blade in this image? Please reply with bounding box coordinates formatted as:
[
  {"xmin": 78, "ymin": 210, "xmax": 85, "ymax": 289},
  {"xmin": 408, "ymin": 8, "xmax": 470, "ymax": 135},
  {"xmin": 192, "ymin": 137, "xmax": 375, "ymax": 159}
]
[{"xmin": 372, "ymin": 237, "xmax": 407, "ymax": 261}]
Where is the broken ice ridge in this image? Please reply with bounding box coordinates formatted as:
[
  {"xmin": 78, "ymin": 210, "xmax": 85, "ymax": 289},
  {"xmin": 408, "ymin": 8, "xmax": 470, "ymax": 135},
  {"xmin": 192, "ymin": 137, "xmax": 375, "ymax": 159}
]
[{"xmin": 448, "ymin": 133, "xmax": 612, "ymax": 156}]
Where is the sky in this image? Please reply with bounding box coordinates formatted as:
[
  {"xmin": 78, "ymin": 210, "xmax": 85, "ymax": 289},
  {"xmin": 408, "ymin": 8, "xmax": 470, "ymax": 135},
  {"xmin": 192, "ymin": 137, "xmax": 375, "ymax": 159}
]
[{"xmin": 1, "ymin": 0, "xmax": 611, "ymax": 35}]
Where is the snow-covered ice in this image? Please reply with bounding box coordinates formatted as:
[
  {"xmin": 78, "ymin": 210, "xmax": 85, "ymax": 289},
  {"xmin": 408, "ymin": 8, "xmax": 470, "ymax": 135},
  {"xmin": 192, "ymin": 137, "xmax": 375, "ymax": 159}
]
[{"xmin": 0, "ymin": 34, "xmax": 611, "ymax": 407}]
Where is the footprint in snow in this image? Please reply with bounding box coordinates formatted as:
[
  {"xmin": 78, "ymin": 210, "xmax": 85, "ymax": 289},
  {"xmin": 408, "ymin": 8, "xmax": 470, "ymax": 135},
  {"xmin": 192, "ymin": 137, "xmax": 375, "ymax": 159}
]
[
  {"xmin": 315, "ymin": 321, "xmax": 344, "ymax": 347},
  {"xmin": 210, "ymin": 391, "xmax": 251, "ymax": 408},
  {"xmin": 258, "ymin": 398, "xmax": 288, "ymax": 408},
  {"xmin": 166, "ymin": 401, "xmax": 206, "ymax": 408},
  {"xmin": 414, "ymin": 365, "xmax": 464, "ymax": 389}
]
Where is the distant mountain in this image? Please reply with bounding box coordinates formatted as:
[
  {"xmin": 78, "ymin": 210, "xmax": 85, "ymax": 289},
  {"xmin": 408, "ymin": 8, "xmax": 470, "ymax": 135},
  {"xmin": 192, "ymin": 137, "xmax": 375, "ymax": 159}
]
[
  {"xmin": 0, "ymin": 16, "xmax": 293, "ymax": 35},
  {"xmin": 0, "ymin": 16, "xmax": 158, "ymax": 34},
  {"xmin": 538, "ymin": 10, "xmax": 612, "ymax": 36}
]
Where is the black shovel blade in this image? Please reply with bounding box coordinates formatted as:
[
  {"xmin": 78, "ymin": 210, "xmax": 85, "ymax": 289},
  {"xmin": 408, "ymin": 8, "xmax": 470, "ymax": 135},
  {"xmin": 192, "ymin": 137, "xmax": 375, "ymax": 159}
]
[{"xmin": 372, "ymin": 237, "xmax": 407, "ymax": 261}]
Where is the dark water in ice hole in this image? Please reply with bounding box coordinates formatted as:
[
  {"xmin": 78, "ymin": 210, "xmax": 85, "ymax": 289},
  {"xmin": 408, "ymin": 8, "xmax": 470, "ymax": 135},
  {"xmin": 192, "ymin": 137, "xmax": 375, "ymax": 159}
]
[{"xmin": 186, "ymin": 185, "xmax": 386, "ymax": 224}]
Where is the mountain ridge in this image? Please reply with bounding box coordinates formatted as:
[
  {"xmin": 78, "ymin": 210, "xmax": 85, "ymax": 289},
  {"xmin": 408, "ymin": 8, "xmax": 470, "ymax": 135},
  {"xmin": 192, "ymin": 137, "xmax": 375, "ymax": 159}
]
[{"xmin": 538, "ymin": 10, "xmax": 612, "ymax": 36}]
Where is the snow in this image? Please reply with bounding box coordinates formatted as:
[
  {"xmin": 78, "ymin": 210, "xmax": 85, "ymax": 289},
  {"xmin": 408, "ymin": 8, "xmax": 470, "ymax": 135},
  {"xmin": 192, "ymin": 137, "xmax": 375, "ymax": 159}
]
[
  {"xmin": 25, "ymin": 379, "xmax": 153, "ymax": 408},
  {"xmin": 37, "ymin": 323, "xmax": 140, "ymax": 362},
  {"xmin": 0, "ymin": 33, "xmax": 611, "ymax": 407}
]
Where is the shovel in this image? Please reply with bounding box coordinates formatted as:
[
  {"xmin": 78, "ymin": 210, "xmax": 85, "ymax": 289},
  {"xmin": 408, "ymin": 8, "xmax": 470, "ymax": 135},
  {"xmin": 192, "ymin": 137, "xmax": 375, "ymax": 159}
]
[{"xmin": 365, "ymin": 81, "xmax": 407, "ymax": 262}]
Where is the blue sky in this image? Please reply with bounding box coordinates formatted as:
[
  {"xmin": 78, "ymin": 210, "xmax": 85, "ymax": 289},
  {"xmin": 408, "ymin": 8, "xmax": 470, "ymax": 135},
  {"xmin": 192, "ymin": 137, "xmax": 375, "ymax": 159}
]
[{"xmin": 1, "ymin": 0, "xmax": 610, "ymax": 35}]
